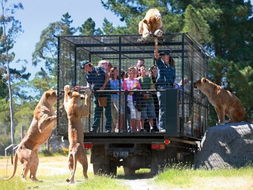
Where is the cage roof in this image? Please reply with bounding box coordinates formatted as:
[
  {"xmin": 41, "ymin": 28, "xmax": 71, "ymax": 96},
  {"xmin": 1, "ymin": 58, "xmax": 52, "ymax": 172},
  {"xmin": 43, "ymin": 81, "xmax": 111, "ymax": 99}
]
[{"xmin": 58, "ymin": 34, "xmax": 209, "ymax": 60}]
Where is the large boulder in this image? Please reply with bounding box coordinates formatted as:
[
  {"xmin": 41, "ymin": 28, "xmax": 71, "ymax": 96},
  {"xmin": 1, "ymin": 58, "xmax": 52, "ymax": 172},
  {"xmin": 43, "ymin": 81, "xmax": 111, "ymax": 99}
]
[{"xmin": 195, "ymin": 122, "xmax": 253, "ymax": 169}]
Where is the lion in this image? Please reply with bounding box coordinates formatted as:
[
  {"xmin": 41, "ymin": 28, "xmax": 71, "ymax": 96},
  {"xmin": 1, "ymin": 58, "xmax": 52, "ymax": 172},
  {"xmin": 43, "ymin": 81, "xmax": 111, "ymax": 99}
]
[
  {"xmin": 63, "ymin": 85, "xmax": 91, "ymax": 183},
  {"xmin": 138, "ymin": 8, "xmax": 164, "ymax": 43},
  {"xmin": 194, "ymin": 77, "xmax": 246, "ymax": 124},
  {"xmin": 5, "ymin": 89, "xmax": 57, "ymax": 181}
]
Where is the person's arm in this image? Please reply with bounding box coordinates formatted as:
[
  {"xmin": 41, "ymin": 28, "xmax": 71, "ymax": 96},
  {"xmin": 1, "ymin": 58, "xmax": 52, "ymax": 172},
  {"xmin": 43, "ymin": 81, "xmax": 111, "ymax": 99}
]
[
  {"xmin": 172, "ymin": 67, "xmax": 176, "ymax": 84},
  {"xmin": 100, "ymin": 72, "xmax": 109, "ymax": 90},
  {"xmin": 150, "ymin": 77, "xmax": 155, "ymax": 90},
  {"xmin": 154, "ymin": 44, "xmax": 159, "ymax": 60},
  {"xmin": 136, "ymin": 79, "xmax": 141, "ymax": 89},
  {"xmin": 86, "ymin": 73, "xmax": 93, "ymax": 85},
  {"xmin": 154, "ymin": 45, "xmax": 164, "ymax": 69}
]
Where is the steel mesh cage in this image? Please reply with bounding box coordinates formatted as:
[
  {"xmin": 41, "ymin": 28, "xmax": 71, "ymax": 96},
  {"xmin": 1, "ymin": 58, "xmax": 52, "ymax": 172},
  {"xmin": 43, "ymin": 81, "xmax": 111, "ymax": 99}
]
[{"xmin": 57, "ymin": 33, "xmax": 208, "ymax": 138}]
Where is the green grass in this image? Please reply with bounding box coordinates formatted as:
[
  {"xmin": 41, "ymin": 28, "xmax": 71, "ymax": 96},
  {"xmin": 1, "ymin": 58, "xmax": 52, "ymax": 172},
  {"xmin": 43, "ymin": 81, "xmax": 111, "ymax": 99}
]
[
  {"xmin": 0, "ymin": 178, "xmax": 27, "ymax": 190},
  {"xmin": 154, "ymin": 166, "xmax": 253, "ymax": 190},
  {"xmin": 1, "ymin": 155, "xmax": 253, "ymax": 190},
  {"xmin": 76, "ymin": 176, "xmax": 129, "ymax": 190},
  {"xmin": 0, "ymin": 175, "xmax": 129, "ymax": 190},
  {"xmin": 0, "ymin": 155, "xmax": 129, "ymax": 190}
]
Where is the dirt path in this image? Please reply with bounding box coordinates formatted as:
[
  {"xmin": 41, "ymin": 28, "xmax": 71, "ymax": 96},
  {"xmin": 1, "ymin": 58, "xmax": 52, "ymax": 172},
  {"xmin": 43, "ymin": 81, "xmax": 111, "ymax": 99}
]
[
  {"xmin": 115, "ymin": 172, "xmax": 165, "ymax": 190},
  {"xmin": 122, "ymin": 178, "xmax": 163, "ymax": 190}
]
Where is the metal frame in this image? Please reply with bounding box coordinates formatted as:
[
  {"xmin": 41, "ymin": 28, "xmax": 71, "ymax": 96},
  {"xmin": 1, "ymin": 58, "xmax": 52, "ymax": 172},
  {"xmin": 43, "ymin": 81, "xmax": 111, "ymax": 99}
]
[{"xmin": 57, "ymin": 33, "xmax": 209, "ymax": 139}]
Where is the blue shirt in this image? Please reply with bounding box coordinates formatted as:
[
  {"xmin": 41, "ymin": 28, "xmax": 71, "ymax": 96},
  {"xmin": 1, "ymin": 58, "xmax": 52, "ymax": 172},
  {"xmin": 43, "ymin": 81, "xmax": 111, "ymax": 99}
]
[
  {"xmin": 155, "ymin": 58, "xmax": 175, "ymax": 87},
  {"xmin": 109, "ymin": 79, "xmax": 122, "ymax": 98},
  {"xmin": 86, "ymin": 66, "xmax": 109, "ymax": 90}
]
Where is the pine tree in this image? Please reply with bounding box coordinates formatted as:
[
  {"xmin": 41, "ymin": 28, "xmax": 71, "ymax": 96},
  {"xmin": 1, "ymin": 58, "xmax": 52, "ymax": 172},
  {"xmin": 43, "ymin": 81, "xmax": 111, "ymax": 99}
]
[
  {"xmin": 0, "ymin": 0, "xmax": 29, "ymax": 146},
  {"xmin": 101, "ymin": 0, "xmax": 253, "ymax": 121},
  {"xmin": 32, "ymin": 13, "xmax": 77, "ymax": 93},
  {"xmin": 79, "ymin": 18, "xmax": 102, "ymax": 35}
]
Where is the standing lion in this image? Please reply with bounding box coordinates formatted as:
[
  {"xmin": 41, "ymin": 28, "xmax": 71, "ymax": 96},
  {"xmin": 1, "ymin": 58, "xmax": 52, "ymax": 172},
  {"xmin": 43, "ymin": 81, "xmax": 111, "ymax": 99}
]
[
  {"xmin": 5, "ymin": 89, "xmax": 57, "ymax": 181},
  {"xmin": 63, "ymin": 85, "xmax": 91, "ymax": 183}
]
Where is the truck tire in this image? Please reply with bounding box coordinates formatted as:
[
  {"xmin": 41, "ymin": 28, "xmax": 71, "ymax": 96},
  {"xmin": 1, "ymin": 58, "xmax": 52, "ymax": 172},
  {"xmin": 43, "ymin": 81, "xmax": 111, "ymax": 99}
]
[
  {"xmin": 93, "ymin": 162, "xmax": 105, "ymax": 175},
  {"xmin": 107, "ymin": 160, "xmax": 117, "ymax": 176},
  {"xmin": 151, "ymin": 151, "xmax": 159, "ymax": 175},
  {"xmin": 123, "ymin": 166, "xmax": 135, "ymax": 176},
  {"xmin": 93, "ymin": 160, "xmax": 117, "ymax": 176}
]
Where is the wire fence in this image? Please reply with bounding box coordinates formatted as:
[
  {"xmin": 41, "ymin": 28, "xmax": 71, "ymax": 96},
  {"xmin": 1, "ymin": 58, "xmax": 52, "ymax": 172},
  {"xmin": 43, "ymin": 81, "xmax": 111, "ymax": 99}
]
[{"xmin": 57, "ymin": 34, "xmax": 208, "ymax": 138}]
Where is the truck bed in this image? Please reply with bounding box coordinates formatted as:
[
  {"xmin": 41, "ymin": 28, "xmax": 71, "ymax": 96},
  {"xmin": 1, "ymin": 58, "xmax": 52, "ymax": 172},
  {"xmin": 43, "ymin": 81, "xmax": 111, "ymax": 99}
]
[{"xmin": 83, "ymin": 132, "xmax": 200, "ymax": 146}]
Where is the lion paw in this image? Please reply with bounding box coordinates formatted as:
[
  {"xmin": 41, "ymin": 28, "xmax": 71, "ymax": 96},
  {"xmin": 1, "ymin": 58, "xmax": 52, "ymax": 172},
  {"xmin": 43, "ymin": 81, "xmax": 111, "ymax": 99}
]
[
  {"xmin": 137, "ymin": 38, "xmax": 145, "ymax": 43},
  {"xmin": 64, "ymin": 85, "xmax": 71, "ymax": 92},
  {"xmin": 154, "ymin": 29, "xmax": 163, "ymax": 37},
  {"xmin": 84, "ymin": 88, "xmax": 92, "ymax": 96}
]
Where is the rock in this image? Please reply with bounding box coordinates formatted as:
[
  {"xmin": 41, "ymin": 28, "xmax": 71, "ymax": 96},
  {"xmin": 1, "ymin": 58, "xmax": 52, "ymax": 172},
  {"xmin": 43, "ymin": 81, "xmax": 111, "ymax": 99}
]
[{"xmin": 194, "ymin": 122, "xmax": 253, "ymax": 169}]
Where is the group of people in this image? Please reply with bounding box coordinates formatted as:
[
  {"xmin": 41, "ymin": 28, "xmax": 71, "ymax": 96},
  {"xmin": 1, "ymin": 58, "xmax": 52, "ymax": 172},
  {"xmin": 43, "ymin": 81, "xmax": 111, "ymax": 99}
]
[{"xmin": 79, "ymin": 46, "xmax": 176, "ymax": 133}]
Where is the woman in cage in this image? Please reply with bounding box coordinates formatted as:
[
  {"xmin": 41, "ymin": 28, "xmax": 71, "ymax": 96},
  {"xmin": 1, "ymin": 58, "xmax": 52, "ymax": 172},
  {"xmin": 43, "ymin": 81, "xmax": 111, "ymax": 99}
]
[
  {"xmin": 109, "ymin": 67, "xmax": 125, "ymax": 132},
  {"xmin": 123, "ymin": 66, "xmax": 141, "ymax": 132},
  {"xmin": 154, "ymin": 46, "xmax": 176, "ymax": 132}
]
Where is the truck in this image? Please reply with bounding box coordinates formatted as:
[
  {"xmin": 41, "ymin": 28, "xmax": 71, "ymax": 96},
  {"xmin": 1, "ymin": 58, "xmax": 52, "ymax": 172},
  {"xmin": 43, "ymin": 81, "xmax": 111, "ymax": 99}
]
[{"xmin": 56, "ymin": 33, "xmax": 209, "ymax": 176}]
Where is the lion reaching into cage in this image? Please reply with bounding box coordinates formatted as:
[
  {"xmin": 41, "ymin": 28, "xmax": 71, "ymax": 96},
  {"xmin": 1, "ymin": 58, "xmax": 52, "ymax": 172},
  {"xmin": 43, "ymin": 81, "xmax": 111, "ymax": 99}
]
[
  {"xmin": 4, "ymin": 89, "xmax": 57, "ymax": 181},
  {"xmin": 138, "ymin": 8, "xmax": 164, "ymax": 44},
  {"xmin": 63, "ymin": 85, "xmax": 91, "ymax": 183}
]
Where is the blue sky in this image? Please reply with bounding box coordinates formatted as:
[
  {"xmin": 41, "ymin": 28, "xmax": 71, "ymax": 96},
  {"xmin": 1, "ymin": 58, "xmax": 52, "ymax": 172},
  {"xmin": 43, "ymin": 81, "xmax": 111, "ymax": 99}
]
[
  {"xmin": 11, "ymin": 0, "xmax": 253, "ymax": 77},
  {"xmin": 12, "ymin": 0, "xmax": 124, "ymax": 76}
]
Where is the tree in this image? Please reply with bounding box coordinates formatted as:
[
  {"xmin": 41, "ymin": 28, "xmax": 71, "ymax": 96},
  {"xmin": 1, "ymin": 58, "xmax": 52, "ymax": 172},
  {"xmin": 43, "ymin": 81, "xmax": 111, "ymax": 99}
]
[
  {"xmin": 101, "ymin": 0, "xmax": 253, "ymax": 122},
  {"xmin": 32, "ymin": 13, "xmax": 76, "ymax": 94},
  {"xmin": 0, "ymin": 65, "xmax": 8, "ymax": 98},
  {"xmin": 61, "ymin": 12, "xmax": 77, "ymax": 35},
  {"xmin": 183, "ymin": 5, "xmax": 213, "ymax": 44},
  {"xmin": 79, "ymin": 17, "xmax": 102, "ymax": 35},
  {"xmin": 0, "ymin": 0, "xmax": 28, "ymax": 146}
]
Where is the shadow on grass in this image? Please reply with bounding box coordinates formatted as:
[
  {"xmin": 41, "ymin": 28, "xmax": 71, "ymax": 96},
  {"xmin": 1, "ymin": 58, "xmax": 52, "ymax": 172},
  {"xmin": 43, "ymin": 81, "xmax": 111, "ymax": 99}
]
[{"xmin": 116, "ymin": 172, "xmax": 154, "ymax": 180}]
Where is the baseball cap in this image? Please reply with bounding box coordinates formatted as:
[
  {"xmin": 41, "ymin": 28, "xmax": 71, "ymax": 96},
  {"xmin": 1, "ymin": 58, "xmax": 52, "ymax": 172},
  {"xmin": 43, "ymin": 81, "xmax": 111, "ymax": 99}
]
[
  {"xmin": 80, "ymin": 61, "xmax": 91, "ymax": 69},
  {"xmin": 159, "ymin": 50, "xmax": 170, "ymax": 56}
]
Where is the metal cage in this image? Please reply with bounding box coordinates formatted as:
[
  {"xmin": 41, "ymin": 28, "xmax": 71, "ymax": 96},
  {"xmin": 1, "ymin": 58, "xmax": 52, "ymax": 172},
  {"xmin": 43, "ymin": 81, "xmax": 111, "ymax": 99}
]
[{"xmin": 57, "ymin": 33, "xmax": 208, "ymax": 139}]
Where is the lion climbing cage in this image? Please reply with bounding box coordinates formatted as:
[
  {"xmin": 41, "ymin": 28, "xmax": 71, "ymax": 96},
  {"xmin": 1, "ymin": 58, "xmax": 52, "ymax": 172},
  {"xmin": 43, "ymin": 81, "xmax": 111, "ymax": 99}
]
[{"xmin": 57, "ymin": 34, "xmax": 209, "ymax": 139}]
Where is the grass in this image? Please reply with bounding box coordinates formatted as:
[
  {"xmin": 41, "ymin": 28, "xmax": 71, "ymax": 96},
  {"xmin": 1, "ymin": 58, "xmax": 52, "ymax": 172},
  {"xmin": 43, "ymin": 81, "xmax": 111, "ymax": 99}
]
[
  {"xmin": 154, "ymin": 166, "xmax": 253, "ymax": 190},
  {"xmin": 0, "ymin": 175, "xmax": 129, "ymax": 190},
  {"xmin": 0, "ymin": 155, "xmax": 129, "ymax": 190},
  {"xmin": 1, "ymin": 155, "xmax": 253, "ymax": 190},
  {"xmin": 0, "ymin": 179, "xmax": 27, "ymax": 190}
]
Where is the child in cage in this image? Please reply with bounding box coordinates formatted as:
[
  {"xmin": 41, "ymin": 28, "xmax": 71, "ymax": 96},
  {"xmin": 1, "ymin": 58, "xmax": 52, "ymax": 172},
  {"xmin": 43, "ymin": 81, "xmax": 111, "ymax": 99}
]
[
  {"xmin": 123, "ymin": 66, "xmax": 141, "ymax": 132},
  {"xmin": 138, "ymin": 66, "xmax": 157, "ymax": 132}
]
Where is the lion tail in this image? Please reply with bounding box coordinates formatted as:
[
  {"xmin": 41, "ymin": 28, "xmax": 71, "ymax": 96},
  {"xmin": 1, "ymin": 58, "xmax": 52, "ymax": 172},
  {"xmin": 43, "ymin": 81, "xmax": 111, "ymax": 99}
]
[{"xmin": 5, "ymin": 153, "xmax": 18, "ymax": 180}]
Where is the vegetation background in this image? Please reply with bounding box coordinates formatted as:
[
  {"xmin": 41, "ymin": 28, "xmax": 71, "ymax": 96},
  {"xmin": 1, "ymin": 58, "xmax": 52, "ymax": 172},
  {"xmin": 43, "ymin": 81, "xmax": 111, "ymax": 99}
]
[{"xmin": 0, "ymin": 0, "xmax": 253, "ymax": 155}]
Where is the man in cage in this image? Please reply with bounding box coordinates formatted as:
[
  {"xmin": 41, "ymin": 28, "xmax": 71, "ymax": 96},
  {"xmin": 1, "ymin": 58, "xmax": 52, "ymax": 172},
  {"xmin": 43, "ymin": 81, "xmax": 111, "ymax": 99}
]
[
  {"xmin": 135, "ymin": 58, "xmax": 145, "ymax": 77},
  {"xmin": 154, "ymin": 46, "xmax": 176, "ymax": 132},
  {"xmin": 79, "ymin": 60, "xmax": 112, "ymax": 133}
]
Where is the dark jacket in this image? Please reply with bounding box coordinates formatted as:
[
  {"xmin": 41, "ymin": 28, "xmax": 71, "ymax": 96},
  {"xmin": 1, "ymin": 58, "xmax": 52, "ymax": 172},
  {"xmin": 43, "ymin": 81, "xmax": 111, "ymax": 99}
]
[{"xmin": 156, "ymin": 58, "xmax": 175, "ymax": 87}]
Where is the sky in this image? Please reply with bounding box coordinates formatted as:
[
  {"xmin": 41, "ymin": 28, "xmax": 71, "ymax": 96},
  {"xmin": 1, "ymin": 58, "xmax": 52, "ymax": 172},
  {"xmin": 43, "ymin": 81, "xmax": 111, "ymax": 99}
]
[
  {"xmin": 12, "ymin": 0, "xmax": 124, "ymax": 76},
  {"xmin": 10, "ymin": 0, "xmax": 253, "ymax": 77}
]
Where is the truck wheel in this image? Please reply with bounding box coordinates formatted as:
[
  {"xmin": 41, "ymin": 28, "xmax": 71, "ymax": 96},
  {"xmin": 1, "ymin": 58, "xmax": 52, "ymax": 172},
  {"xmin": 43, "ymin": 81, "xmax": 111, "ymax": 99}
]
[
  {"xmin": 151, "ymin": 156, "xmax": 159, "ymax": 175},
  {"xmin": 93, "ymin": 162, "xmax": 117, "ymax": 176},
  {"xmin": 123, "ymin": 167, "xmax": 135, "ymax": 176},
  {"xmin": 108, "ymin": 162, "xmax": 117, "ymax": 176},
  {"xmin": 151, "ymin": 150, "xmax": 162, "ymax": 176},
  {"xmin": 93, "ymin": 163, "xmax": 105, "ymax": 175}
]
